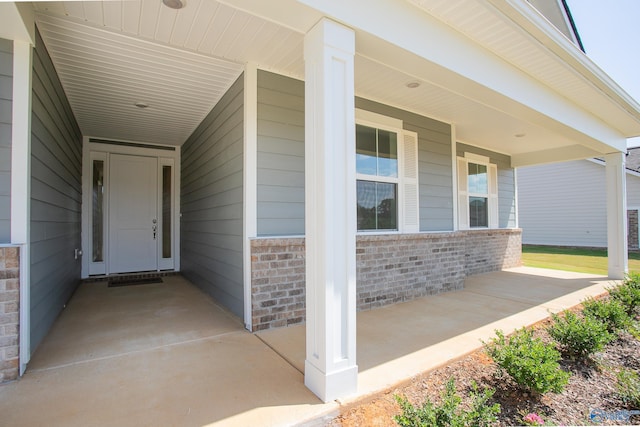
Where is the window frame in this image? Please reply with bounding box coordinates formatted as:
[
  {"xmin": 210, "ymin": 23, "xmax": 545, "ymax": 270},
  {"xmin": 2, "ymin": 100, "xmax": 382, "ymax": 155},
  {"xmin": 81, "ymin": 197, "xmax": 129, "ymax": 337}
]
[
  {"xmin": 457, "ymin": 153, "xmax": 498, "ymax": 230},
  {"xmin": 355, "ymin": 109, "xmax": 420, "ymax": 234},
  {"xmin": 356, "ymin": 121, "xmax": 402, "ymax": 232},
  {"xmin": 467, "ymin": 162, "xmax": 489, "ymax": 228}
]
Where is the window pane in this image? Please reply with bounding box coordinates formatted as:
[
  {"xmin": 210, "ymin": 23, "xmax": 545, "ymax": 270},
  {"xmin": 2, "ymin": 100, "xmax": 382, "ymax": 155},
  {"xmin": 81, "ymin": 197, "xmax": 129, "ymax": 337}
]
[
  {"xmin": 376, "ymin": 182, "xmax": 397, "ymax": 230},
  {"xmin": 357, "ymin": 180, "xmax": 397, "ymax": 231},
  {"xmin": 377, "ymin": 129, "xmax": 398, "ymax": 177},
  {"xmin": 92, "ymin": 160, "xmax": 104, "ymax": 262},
  {"xmin": 356, "ymin": 125, "xmax": 377, "ymax": 175},
  {"xmin": 357, "ymin": 180, "xmax": 377, "ymax": 230},
  {"xmin": 469, "ymin": 196, "xmax": 488, "ymax": 227},
  {"xmin": 162, "ymin": 165, "xmax": 172, "ymax": 259},
  {"xmin": 468, "ymin": 163, "xmax": 488, "ymax": 194}
]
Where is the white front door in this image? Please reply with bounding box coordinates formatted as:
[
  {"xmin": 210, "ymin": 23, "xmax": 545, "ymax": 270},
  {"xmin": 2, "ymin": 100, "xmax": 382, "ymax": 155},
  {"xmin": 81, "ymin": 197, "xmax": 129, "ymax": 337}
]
[{"xmin": 108, "ymin": 154, "xmax": 158, "ymax": 274}]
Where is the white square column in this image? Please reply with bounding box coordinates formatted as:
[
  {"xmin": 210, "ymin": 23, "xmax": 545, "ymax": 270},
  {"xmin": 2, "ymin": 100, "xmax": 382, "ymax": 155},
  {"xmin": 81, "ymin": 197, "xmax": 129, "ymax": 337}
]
[
  {"xmin": 303, "ymin": 18, "xmax": 358, "ymax": 402},
  {"xmin": 605, "ymin": 152, "xmax": 628, "ymax": 279}
]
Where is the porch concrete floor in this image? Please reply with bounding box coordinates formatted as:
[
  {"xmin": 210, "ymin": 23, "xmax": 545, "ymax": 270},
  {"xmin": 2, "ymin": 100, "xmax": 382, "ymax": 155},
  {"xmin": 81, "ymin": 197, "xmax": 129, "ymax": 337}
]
[{"xmin": 0, "ymin": 267, "xmax": 614, "ymax": 426}]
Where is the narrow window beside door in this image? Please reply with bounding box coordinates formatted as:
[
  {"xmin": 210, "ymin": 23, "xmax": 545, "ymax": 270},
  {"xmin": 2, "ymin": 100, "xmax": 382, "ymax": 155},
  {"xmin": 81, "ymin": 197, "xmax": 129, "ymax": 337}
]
[
  {"xmin": 92, "ymin": 160, "xmax": 104, "ymax": 262},
  {"xmin": 162, "ymin": 165, "xmax": 172, "ymax": 259}
]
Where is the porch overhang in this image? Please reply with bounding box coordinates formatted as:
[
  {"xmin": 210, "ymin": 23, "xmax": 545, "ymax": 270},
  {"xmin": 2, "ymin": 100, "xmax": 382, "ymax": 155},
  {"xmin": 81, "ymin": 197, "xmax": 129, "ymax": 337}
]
[{"xmin": 16, "ymin": 0, "xmax": 639, "ymax": 166}]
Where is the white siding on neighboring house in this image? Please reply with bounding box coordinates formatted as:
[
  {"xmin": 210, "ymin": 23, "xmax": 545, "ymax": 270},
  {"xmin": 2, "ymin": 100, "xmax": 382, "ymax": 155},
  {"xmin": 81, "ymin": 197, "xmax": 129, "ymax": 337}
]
[
  {"xmin": 0, "ymin": 38, "xmax": 12, "ymax": 243},
  {"xmin": 518, "ymin": 160, "xmax": 608, "ymax": 247},
  {"xmin": 627, "ymin": 173, "xmax": 640, "ymax": 208}
]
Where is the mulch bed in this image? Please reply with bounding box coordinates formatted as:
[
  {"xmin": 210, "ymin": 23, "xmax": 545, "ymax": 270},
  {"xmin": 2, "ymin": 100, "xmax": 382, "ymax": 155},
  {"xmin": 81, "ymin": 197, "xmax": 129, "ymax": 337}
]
[{"xmin": 330, "ymin": 313, "xmax": 640, "ymax": 426}]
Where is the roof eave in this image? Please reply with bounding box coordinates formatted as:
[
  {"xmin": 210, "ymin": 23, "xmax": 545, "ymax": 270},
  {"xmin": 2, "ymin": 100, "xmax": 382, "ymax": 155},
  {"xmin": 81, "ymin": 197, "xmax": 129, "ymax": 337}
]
[{"xmin": 489, "ymin": 0, "xmax": 640, "ymax": 137}]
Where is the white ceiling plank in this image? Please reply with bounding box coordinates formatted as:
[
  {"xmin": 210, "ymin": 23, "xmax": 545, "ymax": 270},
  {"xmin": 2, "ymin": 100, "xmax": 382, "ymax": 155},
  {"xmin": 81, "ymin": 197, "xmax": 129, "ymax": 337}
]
[
  {"xmin": 36, "ymin": 9, "xmax": 244, "ymax": 146},
  {"xmin": 197, "ymin": 3, "xmax": 235, "ymax": 54},
  {"xmin": 82, "ymin": 1, "xmax": 104, "ymax": 26},
  {"xmin": 121, "ymin": 0, "xmax": 142, "ymax": 34},
  {"xmin": 154, "ymin": 3, "xmax": 179, "ymax": 44},
  {"xmin": 33, "ymin": 2, "xmax": 68, "ymax": 16},
  {"xmin": 182, "ymin": 0, "xmax": 219, "ymax": 51},
  {"xmin": 230, "ymin": 17, "xmax": 266, "ymax": 60},
  {"xmin": 168, "ymin": 0, "xmax": 202, "ymax": 47},
  {"xmin": 138, "ymin": 0, "xmax": 162, "ymax": 39},
  {"xmin": 212, "ymin": 10, "xmax": 251, "ymax": 59},
  {"xmin": 102, "ymin": 1, "xmax": 123, "ymax": 30},
  {"xmin": 62, "ymin": 1, "xmax": 86, "ymax": 20}
]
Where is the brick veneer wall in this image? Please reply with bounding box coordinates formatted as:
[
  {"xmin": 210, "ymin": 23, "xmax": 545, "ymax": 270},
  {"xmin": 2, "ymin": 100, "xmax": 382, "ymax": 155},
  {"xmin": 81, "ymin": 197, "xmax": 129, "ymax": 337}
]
[
  {"xmin": 251, "ymin": 238, "xmax": 306, "ymax": 331},
  {"xmin": 250, "ymin": 229, "xmax": 522, "ymax": 331},
  {"xmin": 628, "ymin": 210, "xmax": 639, "ymax": 250},
  {"xmin": 0, "ymin": 246, "xmax": 19, "ymax": 383}
]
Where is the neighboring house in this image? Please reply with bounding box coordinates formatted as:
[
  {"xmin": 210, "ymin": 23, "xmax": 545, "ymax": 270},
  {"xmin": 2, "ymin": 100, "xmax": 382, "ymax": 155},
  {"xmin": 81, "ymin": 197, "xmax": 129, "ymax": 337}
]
[
  {"xmin": 1, "ymin": 0, "xmax": 639, "ymax": 401},
  {"xmin": 519, "ymin": 148, "xmax": 640, "ymax": 249}
]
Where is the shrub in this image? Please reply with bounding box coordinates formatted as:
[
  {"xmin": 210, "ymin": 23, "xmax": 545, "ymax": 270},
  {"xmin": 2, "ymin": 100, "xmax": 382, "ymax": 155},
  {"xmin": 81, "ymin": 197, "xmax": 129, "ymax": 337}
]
[
  {"xmin": 485, "ymin": 328, "xmax": 570, "ymax": 395},
  {"xmin": 582, "ymin": 297, "xmax": 631, "ymax": 333},
  {"xmin": 608, "ymin": 276, "xmax": 640, "ymax": 315},
  {"xmin": 394, "ymin": 378, "xmax": 500, "ymax": 427},
  {"xmin": 616, "ymin": 368, "xmax": 640, "ymax": 408},
  {"xmin": 548, "ymin": 310, "xmax": 613, "ymax": 359}
]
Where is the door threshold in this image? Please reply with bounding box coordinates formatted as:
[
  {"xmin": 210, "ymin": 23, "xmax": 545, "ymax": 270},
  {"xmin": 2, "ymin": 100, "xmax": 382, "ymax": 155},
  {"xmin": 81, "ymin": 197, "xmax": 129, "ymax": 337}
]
[{"xmin": 82, "ymin": 271, "xmax": 178, "ymax": 284}]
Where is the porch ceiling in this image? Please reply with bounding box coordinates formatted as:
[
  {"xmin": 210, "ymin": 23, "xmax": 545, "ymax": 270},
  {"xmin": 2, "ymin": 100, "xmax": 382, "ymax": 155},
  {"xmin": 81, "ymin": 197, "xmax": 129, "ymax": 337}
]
[{"xmin": 30, "ymin": 0, "xmax": 640, "ymax": 162}]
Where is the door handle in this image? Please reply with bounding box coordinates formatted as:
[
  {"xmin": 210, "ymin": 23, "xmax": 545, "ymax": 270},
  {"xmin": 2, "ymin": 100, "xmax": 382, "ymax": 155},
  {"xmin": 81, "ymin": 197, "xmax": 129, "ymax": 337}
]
[{"xmin": 152, "ymin": 220, "xmax": 157, "ymax": 240}]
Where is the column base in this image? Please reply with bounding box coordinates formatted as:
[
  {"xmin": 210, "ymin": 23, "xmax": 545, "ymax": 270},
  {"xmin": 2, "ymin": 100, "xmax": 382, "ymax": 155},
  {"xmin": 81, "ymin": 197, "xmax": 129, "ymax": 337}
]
[{"xmin": 305, "ymin": 360, "xmax": 358, "ymax": 403}]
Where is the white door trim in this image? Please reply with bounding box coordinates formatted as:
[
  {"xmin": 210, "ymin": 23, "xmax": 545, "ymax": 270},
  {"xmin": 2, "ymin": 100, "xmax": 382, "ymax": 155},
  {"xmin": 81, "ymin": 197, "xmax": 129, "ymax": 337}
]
[{"xmin": 81, "ymin": 137, "xmax": 181, "ymax": 278}]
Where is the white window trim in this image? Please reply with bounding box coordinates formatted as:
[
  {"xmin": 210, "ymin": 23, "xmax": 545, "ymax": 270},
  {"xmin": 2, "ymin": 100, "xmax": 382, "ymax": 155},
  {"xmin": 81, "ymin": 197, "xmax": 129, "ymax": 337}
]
[
  {"xmin": 355, "ymin": 109, "xmax": 419, "ymax": 234},
  {"xmin": 458, "ymin": 153, "xmax": 499, "ymax": 230}
]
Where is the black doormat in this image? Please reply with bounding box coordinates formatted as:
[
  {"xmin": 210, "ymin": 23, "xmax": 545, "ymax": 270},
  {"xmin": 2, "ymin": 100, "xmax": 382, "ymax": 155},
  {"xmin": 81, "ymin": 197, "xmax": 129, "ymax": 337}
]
[{"xmin": 108, "ymin": 277, "xmax": 163, "ymax": 287}]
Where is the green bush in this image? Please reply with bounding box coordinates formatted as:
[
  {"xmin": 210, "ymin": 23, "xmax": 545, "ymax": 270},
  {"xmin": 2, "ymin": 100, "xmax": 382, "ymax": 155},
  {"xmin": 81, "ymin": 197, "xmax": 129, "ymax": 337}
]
[
  {"xmin": 608, "ymin": 276, "xmax": 640, "ymax": 315},
  {"xmin": 394, "ymin": 378, "xmax": 500, "ymax": 427},
  {"xmin": 616, "ymin": 368, "xmax": 640, "ymax": 408},
  {"xmin": 548, "ymin": 310, "xmax": 613, "ymax": 359},
  {"xmin": 582, "ymin": 297, "xmax": 631, "ymax": 333},
  {"xmin": 624, "ymin": 272, "xmax": 640, "ymax": 289},
  {"xmin": 486, "ymin": 328, "xmax": 570, "ymax": 395}
]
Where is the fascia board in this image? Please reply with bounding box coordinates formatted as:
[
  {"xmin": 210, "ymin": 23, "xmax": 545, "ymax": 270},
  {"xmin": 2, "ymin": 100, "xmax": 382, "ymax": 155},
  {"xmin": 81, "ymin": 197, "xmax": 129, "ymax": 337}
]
[{"xmin": 489, "ymin": 0, "xmax": 640, "ymax": 133}]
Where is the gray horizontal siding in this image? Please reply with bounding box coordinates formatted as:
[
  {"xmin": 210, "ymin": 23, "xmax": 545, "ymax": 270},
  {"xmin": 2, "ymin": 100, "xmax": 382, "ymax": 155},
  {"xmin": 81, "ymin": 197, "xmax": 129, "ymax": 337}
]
[
  {"xmin": 457, "ymin": 143, "xmax": 516, "ymax": 229},
  {"xmin": 181, "ymin": 74, "xmax": 244, "ymax": 317},
  {"xmin": 255, "ymin": 72, "xmax": 456, "ymax": 236},
  {"xmin": 355, "ymin": 98, "xmax": 454, "ymax": 232},
  {"xmin": 0, "ymin": 38, "xmax": 12, "ymax": 243},
  {"xmin": 256, "ymin": 70, "xmax": 305, "ymax": 236},
  {"xmin": 30, "ymin": 28, "xmax": 82, "ymax": 352}
]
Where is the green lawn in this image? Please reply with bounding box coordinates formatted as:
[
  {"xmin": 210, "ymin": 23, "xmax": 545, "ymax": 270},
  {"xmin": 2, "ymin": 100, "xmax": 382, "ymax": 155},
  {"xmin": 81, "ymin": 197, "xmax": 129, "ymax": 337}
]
[{"xmin": 522, "ymin": 245, "xmax": 640, "ymax": 275}]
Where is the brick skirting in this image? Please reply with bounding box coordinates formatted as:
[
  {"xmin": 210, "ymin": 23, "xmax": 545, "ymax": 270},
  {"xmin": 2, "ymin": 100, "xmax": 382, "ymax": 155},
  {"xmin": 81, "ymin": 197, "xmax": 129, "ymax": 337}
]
[
  {"xmin": 0, "ymin": 246, "xmax": 20, "ymax": 383},
  {"xmin": 250, "ymin": 229, "xmax": 522, "ymax": 331}
]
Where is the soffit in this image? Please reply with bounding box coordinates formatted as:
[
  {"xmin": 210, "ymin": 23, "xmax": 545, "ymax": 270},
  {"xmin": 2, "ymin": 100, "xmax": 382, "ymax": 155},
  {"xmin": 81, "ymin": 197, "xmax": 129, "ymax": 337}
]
[
  {"xmin": 29, "ymin": 0, "xmax": 637, "ymax": 158},
  {"xmin": 407, "ymin": 0, "xmax": 640, "ymax": 137},
  {"xmin": 32, "ymin": 0, "xmax": 307, "ymax": 145}
]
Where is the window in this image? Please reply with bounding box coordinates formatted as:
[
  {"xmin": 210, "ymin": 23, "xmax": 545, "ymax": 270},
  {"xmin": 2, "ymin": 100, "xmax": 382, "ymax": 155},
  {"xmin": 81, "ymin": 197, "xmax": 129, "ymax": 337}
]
[
  {"xmin": 468, "ymin": 163, "xmax": 488, "ymax": 227},
  {"xmin": 457, "ymin": 155, "xmax": 498, "ymax": 229},
  {"xmin": 355, "ymin": 110, "xmax": 419, "ymax": 233},
  {"xmin": 356, "ymin": 124, "xmax": 399, "ymax": 231}
]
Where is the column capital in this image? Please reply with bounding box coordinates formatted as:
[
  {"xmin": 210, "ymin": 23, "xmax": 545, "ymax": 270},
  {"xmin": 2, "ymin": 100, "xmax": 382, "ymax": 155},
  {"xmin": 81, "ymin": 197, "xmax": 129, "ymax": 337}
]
[{"xmin": 304, "ymin": 18, "xmax": 355, "ymax": 59}]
